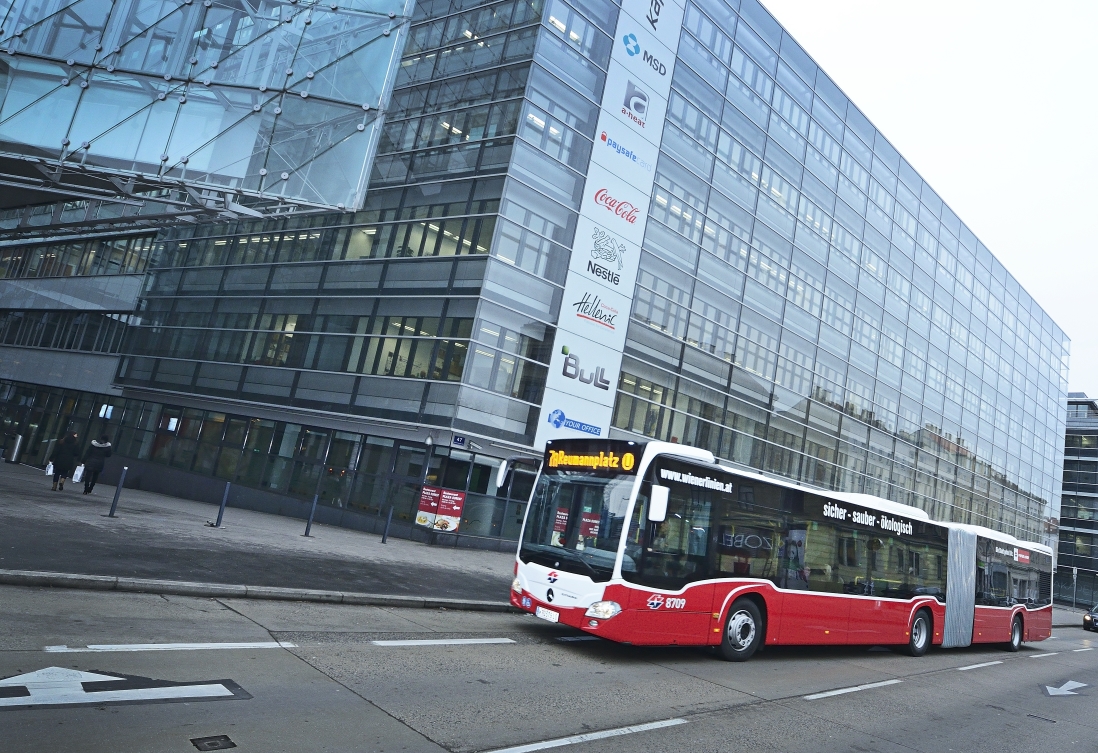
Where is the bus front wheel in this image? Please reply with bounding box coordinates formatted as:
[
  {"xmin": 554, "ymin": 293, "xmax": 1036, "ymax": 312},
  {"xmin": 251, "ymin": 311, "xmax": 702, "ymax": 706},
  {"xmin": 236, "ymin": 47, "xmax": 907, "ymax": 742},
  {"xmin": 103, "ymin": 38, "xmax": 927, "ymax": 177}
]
[
  {"xmin": 719, "ymin": 598, "xmax": 763, "ymax": 662},
  {"xmin": 905, "ymin": 609, "xmax": 931, "ymax": 657}
]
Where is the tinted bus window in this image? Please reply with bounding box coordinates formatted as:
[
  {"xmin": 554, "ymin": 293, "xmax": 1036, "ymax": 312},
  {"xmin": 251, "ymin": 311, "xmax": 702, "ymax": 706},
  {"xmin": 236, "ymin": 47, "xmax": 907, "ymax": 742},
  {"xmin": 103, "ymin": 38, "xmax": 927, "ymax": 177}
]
[
  {"xmin": 975, "ymin": 538, "xmax": 1051, "ymax": 606},
  {"xmin": 626, "ymin": 458, "xmax": 947, "ymax": 599}
]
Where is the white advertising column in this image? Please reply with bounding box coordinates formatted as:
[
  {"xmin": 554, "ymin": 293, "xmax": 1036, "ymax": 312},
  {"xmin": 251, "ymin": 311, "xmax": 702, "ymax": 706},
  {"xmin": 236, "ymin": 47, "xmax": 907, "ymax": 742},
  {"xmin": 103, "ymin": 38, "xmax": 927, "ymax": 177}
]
[{"xmin": 534, "ymin": 0, "xmax": 687, "ymax": 449}]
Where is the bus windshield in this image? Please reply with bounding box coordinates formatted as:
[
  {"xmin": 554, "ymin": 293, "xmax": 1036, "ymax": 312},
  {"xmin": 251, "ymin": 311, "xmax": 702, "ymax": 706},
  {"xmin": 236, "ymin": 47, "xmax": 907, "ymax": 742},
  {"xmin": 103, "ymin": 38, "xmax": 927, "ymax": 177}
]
[{"xmin": 519, "ymin": 469, "xmax": 636, "ymax": 582}]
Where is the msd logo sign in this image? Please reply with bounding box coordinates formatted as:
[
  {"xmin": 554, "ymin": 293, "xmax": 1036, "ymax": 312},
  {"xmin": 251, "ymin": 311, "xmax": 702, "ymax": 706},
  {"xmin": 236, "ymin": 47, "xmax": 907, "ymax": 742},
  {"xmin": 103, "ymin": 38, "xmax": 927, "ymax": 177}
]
[
  {"xmin": 593, "ymin": 188, "xmax": 639, "ymax": 226},
  {"xmin": 621, "ymin": 31, "xmax": 667, "ymax": 76}
]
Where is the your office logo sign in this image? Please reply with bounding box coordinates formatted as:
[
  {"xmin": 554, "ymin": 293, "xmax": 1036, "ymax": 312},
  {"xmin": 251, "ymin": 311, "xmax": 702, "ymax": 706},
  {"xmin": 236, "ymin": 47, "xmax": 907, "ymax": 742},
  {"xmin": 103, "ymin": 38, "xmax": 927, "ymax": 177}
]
[{"xmin": 546, "ymin": 409, "xmax": 603, "ymax": 437}]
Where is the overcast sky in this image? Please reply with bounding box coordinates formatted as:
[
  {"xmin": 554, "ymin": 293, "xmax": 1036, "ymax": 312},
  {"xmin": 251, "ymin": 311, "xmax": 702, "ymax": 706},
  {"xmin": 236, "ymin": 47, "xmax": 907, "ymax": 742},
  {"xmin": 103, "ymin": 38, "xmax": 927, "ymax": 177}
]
[{"xmin": 761, "ymin": 0, "xmax": 1098, "ymax": 396}]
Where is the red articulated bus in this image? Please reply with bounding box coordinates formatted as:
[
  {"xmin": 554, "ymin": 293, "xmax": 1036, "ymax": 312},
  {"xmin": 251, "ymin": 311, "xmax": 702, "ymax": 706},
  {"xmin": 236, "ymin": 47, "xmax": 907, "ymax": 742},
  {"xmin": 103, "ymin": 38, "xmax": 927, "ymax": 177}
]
[{"xmin": 510, "ymin": 439, "xmax": 1053, "ymax": 660}]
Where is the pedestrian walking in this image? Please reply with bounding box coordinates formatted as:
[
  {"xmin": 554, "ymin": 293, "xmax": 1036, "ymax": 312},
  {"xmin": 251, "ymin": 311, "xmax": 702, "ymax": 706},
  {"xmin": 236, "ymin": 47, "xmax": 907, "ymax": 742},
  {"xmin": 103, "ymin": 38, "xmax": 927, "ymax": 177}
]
[
  {"xmin": 81, "ymin": 434, "xmax": 112, "ymax": 494},
  {"xmin": 48, "ymin": 432, "xmax": 80, "ymax": 491}
]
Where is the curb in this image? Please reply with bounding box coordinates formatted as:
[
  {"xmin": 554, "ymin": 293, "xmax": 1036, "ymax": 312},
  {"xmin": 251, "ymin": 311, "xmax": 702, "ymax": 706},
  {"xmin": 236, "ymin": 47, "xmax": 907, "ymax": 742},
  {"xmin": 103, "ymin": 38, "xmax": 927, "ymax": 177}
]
[{"xmin": 0, "ymin": 569, "xmax": 517, "ymax": 613}]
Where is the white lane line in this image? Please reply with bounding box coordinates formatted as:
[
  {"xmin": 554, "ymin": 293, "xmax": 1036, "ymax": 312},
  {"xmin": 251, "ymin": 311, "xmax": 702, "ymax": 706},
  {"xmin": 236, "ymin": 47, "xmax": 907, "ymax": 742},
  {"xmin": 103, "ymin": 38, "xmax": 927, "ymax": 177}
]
[
  {"xmin": 44, "ymin": 641, "xmax": 295, "ymax": 653},
  {"xmin": 804, "ymin": 679, "xmax": 902, "ymax": 701},
  {"xmin": 482, "ymin": 718, "xmax": 687, "ymax": 753},
  {"xmin": 370, "ymin": 638, "xmax": 516, "ymax": 647},
  {"xmin": 1029, "ymin": 652, "xmax": 1059, "ymax": 658},
  {"xmin": 1073, "ymin": 648, "xmax": 1094, "ymax": 652},
  {"xmin": 956, "ymin": 660, "xmax": 1003, "ymax": 671},
  {"xmin": 557, "ymin": 636, "xmax": 600, "ymax": 642}
]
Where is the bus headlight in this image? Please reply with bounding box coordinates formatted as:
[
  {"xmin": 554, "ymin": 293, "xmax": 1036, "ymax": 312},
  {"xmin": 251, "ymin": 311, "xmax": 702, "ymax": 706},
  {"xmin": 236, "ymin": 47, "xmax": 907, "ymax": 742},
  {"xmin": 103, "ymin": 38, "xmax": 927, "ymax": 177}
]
[
  {"xmin": 511, "ymin": 577, "xmax": 523, "ymax": 594},
  {"xmin": 584, "ymin": 601, "xmax": 622, "ymax": 620}
]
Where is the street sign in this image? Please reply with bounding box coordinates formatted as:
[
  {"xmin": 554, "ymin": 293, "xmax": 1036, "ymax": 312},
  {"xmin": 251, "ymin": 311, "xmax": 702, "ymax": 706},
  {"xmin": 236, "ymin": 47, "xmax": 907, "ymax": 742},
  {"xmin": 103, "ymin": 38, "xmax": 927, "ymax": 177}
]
[
  {"xmin": 0, "ymin": 667, "xmax": 250, "ymax": 709},
  {"xmin": 1073, "ymin": 567, "xmax": 1079, "ymax": 581},
  {"xmin": 1045, "ymin": 680, "xmax": 1087, "ymax": 697}
]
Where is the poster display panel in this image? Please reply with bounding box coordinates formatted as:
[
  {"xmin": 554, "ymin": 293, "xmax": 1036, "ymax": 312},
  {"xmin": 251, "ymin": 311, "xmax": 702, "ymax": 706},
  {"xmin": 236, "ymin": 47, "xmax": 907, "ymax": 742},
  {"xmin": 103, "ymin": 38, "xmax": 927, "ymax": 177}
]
[{"xmin": 534, "ymin": 0, "xmax": 685, "ymax": 449}]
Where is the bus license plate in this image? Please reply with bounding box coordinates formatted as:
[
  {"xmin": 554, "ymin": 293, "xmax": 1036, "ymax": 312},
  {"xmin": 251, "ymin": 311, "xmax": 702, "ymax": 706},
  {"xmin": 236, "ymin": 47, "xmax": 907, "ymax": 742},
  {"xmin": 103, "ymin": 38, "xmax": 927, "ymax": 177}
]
[{"xmin": 535, "ymin": 606, "xmax": 559, "ymax": 623}]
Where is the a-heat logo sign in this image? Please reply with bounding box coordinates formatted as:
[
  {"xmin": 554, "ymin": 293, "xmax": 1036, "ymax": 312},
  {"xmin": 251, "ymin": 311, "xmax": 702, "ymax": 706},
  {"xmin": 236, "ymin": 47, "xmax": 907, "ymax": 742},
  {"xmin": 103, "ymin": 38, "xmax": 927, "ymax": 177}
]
[
  {"xmin": 621, "ymin": 32, "xmax": 667, "ymax": 76},
  {"xmin": 621, "ymin": 80, "xmax": 649, "ymax": 128},
  {"xmin": 600, "ymin": 131, "xmax": 653, "ymax": 173}
]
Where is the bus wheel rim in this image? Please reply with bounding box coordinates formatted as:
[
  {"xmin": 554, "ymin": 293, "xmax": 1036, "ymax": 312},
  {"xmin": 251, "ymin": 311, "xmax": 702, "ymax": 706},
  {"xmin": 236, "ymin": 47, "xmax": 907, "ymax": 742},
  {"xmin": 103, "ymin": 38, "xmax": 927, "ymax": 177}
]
[
  {"xmin": 728, "ymin": 610, "xmax": 755, "ymax": 649},
  {"xmin": 912, "ymin": 617, "xmax": 926, "ymax": 648}
]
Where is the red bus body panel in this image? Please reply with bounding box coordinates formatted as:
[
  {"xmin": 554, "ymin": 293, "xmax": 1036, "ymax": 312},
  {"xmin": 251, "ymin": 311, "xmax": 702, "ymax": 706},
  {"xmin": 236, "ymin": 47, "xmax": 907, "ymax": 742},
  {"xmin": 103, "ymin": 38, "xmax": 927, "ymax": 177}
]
[
  {"xmin": 972, "ymin": 604, "xmax": 1053, "ymax": 644},
  {"xmin": 513, "ymin": 577, "xmax": 955, "ymax": 648}
]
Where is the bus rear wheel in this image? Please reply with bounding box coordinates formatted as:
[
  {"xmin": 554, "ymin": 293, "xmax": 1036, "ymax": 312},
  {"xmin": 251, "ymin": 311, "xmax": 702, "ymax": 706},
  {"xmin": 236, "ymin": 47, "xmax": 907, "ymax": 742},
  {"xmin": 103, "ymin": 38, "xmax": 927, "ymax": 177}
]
[
  {"xmin": 905, "ymin": 609, "xmax": 931, "ymax": 657},
  {"xmin": 719, "ymin": 598, "xmax": 763, "ymax": 662},
  {"xmin": 1006, "ymin": 616, "xmax": 1022, "ymax": 652}
]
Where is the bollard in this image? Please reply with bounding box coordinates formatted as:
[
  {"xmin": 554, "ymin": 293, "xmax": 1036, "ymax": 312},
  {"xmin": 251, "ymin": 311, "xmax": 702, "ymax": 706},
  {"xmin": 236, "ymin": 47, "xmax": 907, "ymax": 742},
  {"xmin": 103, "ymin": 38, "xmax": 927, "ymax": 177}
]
[
  {"xmin": 303, "ymin": 493, "xmax": 319, "ymax": 537},
  {"xmin": 107, "ymin": 466, "xmax": 128, "ymax": 518},
  {"xmin": 381, "ymin": 505, "xmax": 394, "ymax": 544},
  {"xmin": 207, "ymin": 482, "xmax": 230, "ymax": 528}
]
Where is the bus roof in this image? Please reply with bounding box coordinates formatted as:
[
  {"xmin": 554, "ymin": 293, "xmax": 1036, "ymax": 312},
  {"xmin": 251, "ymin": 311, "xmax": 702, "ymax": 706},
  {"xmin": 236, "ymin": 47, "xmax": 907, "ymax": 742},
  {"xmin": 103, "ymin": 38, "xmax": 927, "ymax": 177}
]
[{"xmin": 947, "ymin": 523, "xmax": 1054, "ymax": 556}]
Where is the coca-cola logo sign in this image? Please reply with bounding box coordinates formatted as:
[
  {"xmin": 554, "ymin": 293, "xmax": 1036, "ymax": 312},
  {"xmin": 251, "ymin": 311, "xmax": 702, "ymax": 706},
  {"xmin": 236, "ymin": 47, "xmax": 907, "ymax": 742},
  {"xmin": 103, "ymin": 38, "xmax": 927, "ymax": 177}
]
[{"xmin": 593, "ymin": 188, "xmax": 639, "ymax": 225}]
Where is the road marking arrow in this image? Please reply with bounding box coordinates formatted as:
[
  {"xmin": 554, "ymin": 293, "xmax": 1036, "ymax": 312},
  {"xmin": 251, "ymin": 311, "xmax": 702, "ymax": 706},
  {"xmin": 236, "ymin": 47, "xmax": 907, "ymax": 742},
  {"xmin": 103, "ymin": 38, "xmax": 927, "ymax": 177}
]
[
  {"xmin": 0, "ymin": 667, "xmax": 248, "ymax": 709},
  {"xmin": 1045, "ymin": 681, "xmax": 1087, "ymax": 696}
]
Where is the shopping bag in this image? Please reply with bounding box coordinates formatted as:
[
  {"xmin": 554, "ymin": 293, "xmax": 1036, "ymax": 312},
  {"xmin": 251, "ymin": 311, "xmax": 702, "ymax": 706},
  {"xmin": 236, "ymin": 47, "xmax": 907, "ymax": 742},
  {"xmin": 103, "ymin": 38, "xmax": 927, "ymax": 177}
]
[
  {"xmin": 45, "ymin": 462, "xmax": 53, "ymax": 476},
  {"xmin": 72, "ymin": 465, "xmax": 85, "ymax": 483}
]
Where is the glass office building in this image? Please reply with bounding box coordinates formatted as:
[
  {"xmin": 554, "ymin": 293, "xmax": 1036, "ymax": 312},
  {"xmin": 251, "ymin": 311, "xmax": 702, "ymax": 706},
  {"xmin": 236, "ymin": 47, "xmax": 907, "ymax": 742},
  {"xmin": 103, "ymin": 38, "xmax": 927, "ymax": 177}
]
[
  {"xmin": 0, "ymin": 0, "xmax": 1069, "ymax": 549},
  {"xmin": 1056, "ymin": 394, "xmax": 1098, "ymax": 605}
]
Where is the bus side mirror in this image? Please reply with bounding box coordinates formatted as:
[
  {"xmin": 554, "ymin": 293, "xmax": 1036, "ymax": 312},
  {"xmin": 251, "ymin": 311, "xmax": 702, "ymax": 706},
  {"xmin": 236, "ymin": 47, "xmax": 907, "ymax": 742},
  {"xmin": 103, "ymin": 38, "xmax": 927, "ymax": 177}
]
[
  {"xmin": 496, "ymin": 459, "xmax": 510, "ymax": 493},
  {"xmin": 649, "ymin": 485, "xmax": 669, "ymax": 522}
]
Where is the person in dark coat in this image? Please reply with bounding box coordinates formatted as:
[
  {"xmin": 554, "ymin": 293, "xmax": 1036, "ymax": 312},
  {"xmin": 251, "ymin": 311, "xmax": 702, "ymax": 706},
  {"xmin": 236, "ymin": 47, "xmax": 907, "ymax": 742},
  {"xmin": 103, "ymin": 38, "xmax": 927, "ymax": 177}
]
[
  {"xmin": 82, "ymin": 434, "xmax": 112, "ymax": 494},
  {"xmin": 49, "ymin": 432, "xmax": 80, "ymax": 491}
]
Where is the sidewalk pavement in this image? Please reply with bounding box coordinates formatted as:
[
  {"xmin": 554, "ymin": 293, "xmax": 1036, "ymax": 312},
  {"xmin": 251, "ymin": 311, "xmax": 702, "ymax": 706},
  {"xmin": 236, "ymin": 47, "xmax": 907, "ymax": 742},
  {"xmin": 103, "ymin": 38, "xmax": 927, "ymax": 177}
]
[
  {"xmin": 1053, "ymin": 604, "xmax": 1092, "ymax": 628},
  {"xmin": 0, "ymin": 462, "xmax": 514, "ymax": 606}
]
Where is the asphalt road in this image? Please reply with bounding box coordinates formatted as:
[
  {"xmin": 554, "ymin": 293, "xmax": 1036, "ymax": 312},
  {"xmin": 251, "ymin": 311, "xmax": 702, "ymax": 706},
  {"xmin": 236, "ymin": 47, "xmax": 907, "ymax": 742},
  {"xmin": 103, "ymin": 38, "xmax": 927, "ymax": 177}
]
[{"xmin": 3, "ymin": 585, "xmax": 1096, "ymax": 753}]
